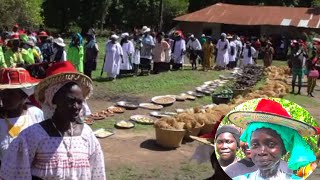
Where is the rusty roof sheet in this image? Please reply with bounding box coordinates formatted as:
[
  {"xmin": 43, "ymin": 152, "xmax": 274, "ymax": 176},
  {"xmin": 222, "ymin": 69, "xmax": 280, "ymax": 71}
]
[{"xmin": 174, "ymin": 3, "xmax": 320, "ymax": 29}]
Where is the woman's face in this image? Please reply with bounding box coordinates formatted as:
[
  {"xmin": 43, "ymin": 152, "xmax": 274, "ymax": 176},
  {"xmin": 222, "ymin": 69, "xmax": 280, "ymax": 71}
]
[
  {"xmin": 0, "ymin": 89, "xmax": 27, "ymax": 110},
  {"xmin": 54, "ymin": 84, "xmax": 84, "ymax": 120},
  {"xmin": 216, "ymin": 132, "xmax": 238, "ymax": 162},
  {"xmin": 250, "ymin": 128, "xmax": 284, "ymax": 170}
]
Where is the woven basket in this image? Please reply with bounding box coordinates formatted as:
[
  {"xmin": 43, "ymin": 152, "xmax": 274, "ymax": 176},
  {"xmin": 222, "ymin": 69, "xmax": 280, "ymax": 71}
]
[
  {"xmin": 184, "ymin": 124, "xmax": 205, "ymax": 141},
  {"xmin": 155, "ymin": 128, "xmax": 186, "ymax": 148}
]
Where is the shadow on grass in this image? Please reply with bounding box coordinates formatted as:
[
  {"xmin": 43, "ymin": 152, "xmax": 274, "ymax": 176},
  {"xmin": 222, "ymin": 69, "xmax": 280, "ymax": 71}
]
[{"xmin": 140, "ymin": 139, "xmax": 177, "ymax": 152}]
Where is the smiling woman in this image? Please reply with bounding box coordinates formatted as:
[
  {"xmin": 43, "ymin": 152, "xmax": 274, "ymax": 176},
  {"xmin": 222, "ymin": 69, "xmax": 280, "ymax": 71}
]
[{"xmin": 226, "ymin": 99, "xmax": 320, "ymax": 180}]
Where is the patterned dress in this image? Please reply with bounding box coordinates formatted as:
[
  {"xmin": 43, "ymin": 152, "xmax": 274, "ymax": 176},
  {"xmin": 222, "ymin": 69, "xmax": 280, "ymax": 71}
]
[{"xmin": 0, "ymin": 123, "xmax": 106, "ymax": 180}]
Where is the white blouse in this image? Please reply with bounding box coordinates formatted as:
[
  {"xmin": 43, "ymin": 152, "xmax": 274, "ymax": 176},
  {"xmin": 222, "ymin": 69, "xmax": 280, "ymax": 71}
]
[
  {"xmin": 0, "ymin": 106, "xmax": 44, "ymax": 161},
  {"xmin": 0, "ymin": 123, "xmax": 106, "ymax": 180}
]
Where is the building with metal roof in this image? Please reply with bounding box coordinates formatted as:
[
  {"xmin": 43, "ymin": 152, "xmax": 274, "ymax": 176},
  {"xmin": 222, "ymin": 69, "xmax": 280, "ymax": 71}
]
[{"xmin": 174, "ymin": 3, "xmax": 320, "ymax": 39}]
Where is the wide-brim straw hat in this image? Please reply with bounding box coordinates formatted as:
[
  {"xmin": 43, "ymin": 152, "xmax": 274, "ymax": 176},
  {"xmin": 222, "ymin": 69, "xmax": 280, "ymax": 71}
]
[
  {"xmin": 53, "ymin": 37, "xmax": 66, "ymax": 47},
  {"xmin": 0, "ymin": 68, "xmax": 39, "ymax": 89},
  {"xmin": 227, "ymin": 99, "xmax": 320, "ymax": 137},
  {"xmin": 34, "ymin": 61, "xmax": 92, "ymax": 104}
]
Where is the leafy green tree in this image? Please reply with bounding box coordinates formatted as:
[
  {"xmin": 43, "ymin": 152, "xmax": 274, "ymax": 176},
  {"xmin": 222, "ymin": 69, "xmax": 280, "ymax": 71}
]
[{"xmin": 0, "ymin": 0, "xmax": 43, "ymax": 28}]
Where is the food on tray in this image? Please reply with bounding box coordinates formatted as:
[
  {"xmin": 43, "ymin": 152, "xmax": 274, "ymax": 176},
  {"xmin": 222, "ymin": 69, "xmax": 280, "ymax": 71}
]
[
  {"xmin": 139, "ymin": 103, "xmax": 163, "ymax": 110},
  {"xmin": 108, "ymin": 106, "xmax": 125, "ymax": 113},
  {"xmin": 94, "ymin": 129, "xmax": 114, "ymax": 138},
  {"xmin": 174, "ymin": 95, "xmax": 187, "ymax": 101},
  {"xmin": 90, "ymin": 113, "xmax": 106, "ymax": 119},
  {"xmin": 180, "ymin": 93, "xmax": 196, "ymax": 100},
  {"xmin": 131, "ymin": 115, "xmax": 154, "ymax": 124},
  {"xmin": 84, "ymin": 118, "xmax": 94, "ymax": 125},
  {"xmin": 152, "ymin": 96, "xmax": 175, "ymax": 105},
  {"xmin": 101, "ymin": 110, "xmax": 114, "ymax": 117},
  {"xmin": 116, "ymin": 120, "xmax": 134, "ymax": 128}
]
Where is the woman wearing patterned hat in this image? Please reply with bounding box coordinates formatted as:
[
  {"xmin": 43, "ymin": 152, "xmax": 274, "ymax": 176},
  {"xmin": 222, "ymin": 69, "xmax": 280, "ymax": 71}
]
[
  {"xmin": 228, "ymin": 99, "xmax": 319, "ymax": 180},
  {"xmin": 0, "ymin": 68, "xmax": 44, "ymax": 166},
  {"xmin": 0, "ymin": 61, "xmax": 106, "ymax": 179}
]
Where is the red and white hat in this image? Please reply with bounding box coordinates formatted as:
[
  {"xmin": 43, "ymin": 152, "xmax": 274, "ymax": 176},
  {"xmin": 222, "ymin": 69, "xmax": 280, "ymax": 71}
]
[
  {"xmin": 0, "ymin": 68, "xmax": 39, "ymax": 89},
  {"xmin": 34, "ymin": 61, "xmax": 92, "ymax": 104}
]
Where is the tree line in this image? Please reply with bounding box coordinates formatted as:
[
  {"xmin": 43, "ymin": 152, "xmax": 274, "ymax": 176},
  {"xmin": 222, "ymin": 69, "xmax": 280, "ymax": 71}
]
[{"xmin": 1, "ymin": 0, "xmax": 320, "ymax": 34}]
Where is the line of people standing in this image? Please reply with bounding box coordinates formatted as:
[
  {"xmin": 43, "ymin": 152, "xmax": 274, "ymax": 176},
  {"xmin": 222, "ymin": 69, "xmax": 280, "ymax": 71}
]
[{"xmin": 0, "ymin": 25, "xmax": 100, "ymax": 80}]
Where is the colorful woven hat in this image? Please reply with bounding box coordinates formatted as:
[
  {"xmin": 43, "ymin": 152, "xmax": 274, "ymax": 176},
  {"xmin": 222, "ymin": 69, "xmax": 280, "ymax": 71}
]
[
  {"xmin": 34, "ymin": 61, "xmax": 92, "ymax": 104},
  {"xmin": 0, "ymin": 68, "xmax": 39, "ymax": 89},
  {"xmin": 227, "ymin": 99, "xmax": 320, "ymax": 137}
]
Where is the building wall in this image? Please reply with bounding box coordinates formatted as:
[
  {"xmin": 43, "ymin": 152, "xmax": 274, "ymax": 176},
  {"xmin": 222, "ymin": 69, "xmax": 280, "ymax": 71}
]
[{"xmin": 177, "ymin": 22, "xmax": 221, "ymax": 38}]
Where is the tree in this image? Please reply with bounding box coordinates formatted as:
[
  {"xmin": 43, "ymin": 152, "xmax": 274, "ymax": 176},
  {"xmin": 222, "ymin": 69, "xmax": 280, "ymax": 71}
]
[{"xmin": 0, "ymin": 0, "xmax": 43, "ymax": 29}]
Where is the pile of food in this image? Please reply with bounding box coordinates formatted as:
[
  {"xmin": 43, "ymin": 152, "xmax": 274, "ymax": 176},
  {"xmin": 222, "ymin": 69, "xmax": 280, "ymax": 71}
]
[
  {"xmin": 115, "ymin": 120, "xmax": 135, "ymax": 129},
  {"xmin": 108, "ymin": 106, "xmax": 126, "ymax": 113},
  {"xmin": 152, "ymin": 96, "xmax": 176, "ymax": 105},
  {"xmin": 154, "ymin": 104, "xmax": 234, "ymax": 132},
  {"xmin": 231, "ymin": 66, "xmax": 291, "ymax": 106},
  {"xmin": 233, "ymin": 65, "xmax": 264, "ymax": 90},
  {"xmin": 131, "ymin": 115, "xmax": 155, "ymax": 124},
  {"xmin": 139, "ymin": 103, "xmax": 163, "ymax": 110}
]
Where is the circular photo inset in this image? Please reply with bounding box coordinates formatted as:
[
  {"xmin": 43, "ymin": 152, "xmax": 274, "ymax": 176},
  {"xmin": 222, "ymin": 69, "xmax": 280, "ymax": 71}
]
[{"xmin": 212, "ymin": 98, "xmax": 319, "ymax": 180}]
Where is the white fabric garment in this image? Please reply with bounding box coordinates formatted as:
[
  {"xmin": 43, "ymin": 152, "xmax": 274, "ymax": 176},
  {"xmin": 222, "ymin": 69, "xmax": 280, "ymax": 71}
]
[
  {"xmin": 233, "ymin": 169, "xmax": 302, "ymax": 180},
  {"xmin": 103, "ymin": 41, "xmax": 123, "ymax": 78},
  {"xmin": 187, "ymin": 39, "xmax": 202, "ymax": 50},
  {"xmin": 80, "ymin": 100, "xmax": 92, "ymax": 117},
  {"xmin": 172, "ymin": 39, "xmax": 186, "ymax": 64},
  {"xmin": 0, "ymin": 123, "xmax": 106, "ymax": 180},
  {"xmin": 133, "ymin": 40, "xmax": 142, "ymax": 64},
  {"xmin": 216, "ymin": 39, "xmax": 230, "ymax": 67},
  {"xmin": 120, "ymin": 41, "xmax": 135, "ymax": 70},
  {"xmin": 229, "ymin": 41, "xmax": 237, "ymax": 62},
  {"xmin": 0, "ymin": 106, "xmax": 44, "ymax": 161},
  {"xmin": 242, "ymin": 46, "xmax": 256, "ymax": 66}
]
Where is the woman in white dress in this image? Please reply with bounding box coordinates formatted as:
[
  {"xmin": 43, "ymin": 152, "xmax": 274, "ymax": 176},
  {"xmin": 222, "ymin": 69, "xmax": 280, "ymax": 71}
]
[
  {"xmin": 0, "ymin": 68, "xmax": 44, "ymax": 166},
  {"xmin": 103, "ymin": 34, "xmax": 124, "ymax": 81},
  {"xmin": 172, "ymin": 31, "xmax": 186, "ymax": 70},
  {"xmin": 120, "ymin": 33, "xmax": 134, "ymax": 75},
  {"xmin": 0, "ymin": 61, "xmax": 105, "ymax": 180},
  {"xmin": 132, "ymin": 35, "xmax": 143, "ymax": 76},
  {"xmin": 242, "ymin": 42, "xmax": 256, "ymax": 66},
  {"xmin": 216, "ymin": 33, "xmax": 229, "ymax": 70}
]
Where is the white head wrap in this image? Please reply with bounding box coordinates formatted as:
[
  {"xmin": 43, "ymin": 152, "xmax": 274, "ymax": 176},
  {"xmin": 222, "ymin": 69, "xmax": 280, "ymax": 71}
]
[
  {"xmin": 221, "ymin": 33, "xmax": 227, "ymax": 37},
  {"xmin": 121, "ymin": 33, "xmax": 129, "ymax": 38},
  {"xmin": 111, "ymin": 34, "xmax": 119, "ymax": 40}
]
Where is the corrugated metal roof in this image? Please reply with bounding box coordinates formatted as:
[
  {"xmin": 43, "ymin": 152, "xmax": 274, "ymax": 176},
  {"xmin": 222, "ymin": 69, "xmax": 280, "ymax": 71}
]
[{"xmin": 174, "ymin": 3, "xmax": 320, "ymax": 29}]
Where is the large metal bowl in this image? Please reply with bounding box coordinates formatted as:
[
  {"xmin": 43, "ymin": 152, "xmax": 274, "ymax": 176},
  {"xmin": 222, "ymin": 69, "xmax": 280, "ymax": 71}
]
[{"xmin": 116, "ymin": 101, "xmax": 139, "ymax": 110}]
